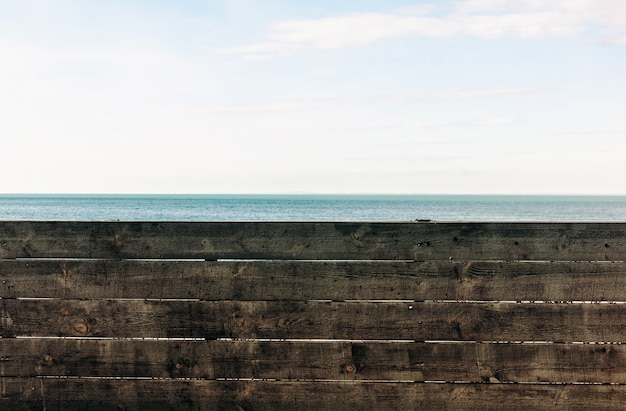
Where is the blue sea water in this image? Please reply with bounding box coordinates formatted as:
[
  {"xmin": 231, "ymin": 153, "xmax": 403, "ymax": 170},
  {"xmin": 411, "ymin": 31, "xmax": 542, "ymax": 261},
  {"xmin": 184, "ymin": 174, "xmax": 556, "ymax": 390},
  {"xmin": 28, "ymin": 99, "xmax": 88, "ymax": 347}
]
[{"xmin": 0, "ymin": 194, "xmax": 625, "ymax": 221}]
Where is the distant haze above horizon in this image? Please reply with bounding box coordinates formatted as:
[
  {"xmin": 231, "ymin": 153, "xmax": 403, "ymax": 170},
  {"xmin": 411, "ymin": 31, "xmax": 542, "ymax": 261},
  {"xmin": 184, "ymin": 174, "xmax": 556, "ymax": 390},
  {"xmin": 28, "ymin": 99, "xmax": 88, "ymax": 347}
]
[{"xmin": 2, "ymin": 0, "xmax": 625, "ymax": 194}]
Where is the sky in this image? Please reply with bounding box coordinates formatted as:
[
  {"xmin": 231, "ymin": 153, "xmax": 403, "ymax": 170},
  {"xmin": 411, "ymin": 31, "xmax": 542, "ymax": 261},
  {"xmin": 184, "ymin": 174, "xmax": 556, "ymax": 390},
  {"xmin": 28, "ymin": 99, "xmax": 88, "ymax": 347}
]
[{"xmin": 1, "ymin": 0, "xmax": 625, "ymax": 195}]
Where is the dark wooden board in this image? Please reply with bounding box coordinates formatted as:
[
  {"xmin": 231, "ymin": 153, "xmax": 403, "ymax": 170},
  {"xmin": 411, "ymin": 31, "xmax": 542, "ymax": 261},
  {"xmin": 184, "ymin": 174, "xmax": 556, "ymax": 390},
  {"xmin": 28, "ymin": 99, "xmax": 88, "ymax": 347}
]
[
  {"xmin": 2, "ymin": 260, "xmax": 626, "ymax": 301},
  {"xmin": 3, "ymin": 379, "xmax": 626, "ymax": 410},
  {"xmin": 2, "ymin": 221, "xmax": 625, "ymax": 409},
  {"xmin": 1, "ymin": 221, "xmax": 624, "ymax": 261},
  {"xmin": 2, "ymin": 300, "xmax": 626, "ymax": 342},
  {"xmin": 3, "ymin": 339, "xmax": 626, "ymax": 383}
]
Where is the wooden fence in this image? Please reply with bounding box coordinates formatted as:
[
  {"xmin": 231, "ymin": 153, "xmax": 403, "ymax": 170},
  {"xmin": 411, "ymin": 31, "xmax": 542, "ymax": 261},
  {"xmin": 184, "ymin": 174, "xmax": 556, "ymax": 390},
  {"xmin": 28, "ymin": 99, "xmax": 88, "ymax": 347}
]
[{"xmin": 1, "ymin": 221, "xmax": 625, "ymax": 410}]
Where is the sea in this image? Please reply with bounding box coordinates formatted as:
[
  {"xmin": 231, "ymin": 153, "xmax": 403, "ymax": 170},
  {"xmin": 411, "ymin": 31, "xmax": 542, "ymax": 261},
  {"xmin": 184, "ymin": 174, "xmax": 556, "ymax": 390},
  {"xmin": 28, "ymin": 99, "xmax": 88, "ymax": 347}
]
[{"xmin": 0, "ymin": 194, "xmax": 625, "ymax": 221}]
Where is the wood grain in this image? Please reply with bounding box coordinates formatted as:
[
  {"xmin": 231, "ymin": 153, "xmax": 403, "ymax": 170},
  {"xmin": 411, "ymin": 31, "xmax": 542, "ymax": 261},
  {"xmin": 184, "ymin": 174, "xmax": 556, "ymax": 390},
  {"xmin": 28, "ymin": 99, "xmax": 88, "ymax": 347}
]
[
  {"xmin": 2, "ymin": 299, "xmax": 626, "ymax": 342},
  {"xmin": 2, "ymin": 339, "xmax": 626, "ymax": 383},
  {"xmin": 1, "ymin": 221, "xmax": 624, "ymax": 261},
  {"xmin": 3, "ymin": 379, "xmax": 626, "ymax": 411},
  {"xmin": 2, "ymin": 221, "xmax": 625, "ymax": 408},
  {"xmin": 2, "ymin": 260, "xmax": 626, "ymax": 301}
]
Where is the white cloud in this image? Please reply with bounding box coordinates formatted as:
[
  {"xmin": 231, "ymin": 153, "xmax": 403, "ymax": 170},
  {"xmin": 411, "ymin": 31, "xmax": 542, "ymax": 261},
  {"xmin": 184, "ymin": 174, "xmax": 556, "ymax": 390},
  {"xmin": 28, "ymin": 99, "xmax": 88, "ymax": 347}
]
[
  {"xmin": 222, "ymin": 0, "xmax": 626, "ymax": 59},
  {"xmin": 327, "ymin": 116, "xmax": 517, "ymax": 132},
  {"xmin": 394, "ymin": 4, "xmax": 440, "ymax": 16},
  {"xmin": 190, "ymin": 86, "xmax": 539, "ymax": 114}
]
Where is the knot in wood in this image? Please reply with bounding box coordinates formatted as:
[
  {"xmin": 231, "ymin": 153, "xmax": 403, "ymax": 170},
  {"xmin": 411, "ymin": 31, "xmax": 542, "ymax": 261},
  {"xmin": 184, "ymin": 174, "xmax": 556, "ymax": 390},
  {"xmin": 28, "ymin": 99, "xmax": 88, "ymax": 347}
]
[
  {"xmin": 73, "ymin": 321, "xmax": 89, "ymax": 334},
  {"xmin": 44, "ymin": 354, "xmax": 53, "ymax": 363},
  {"xmin": 344, "ymin": 364, "xmax": 356, "ymax": 373}
]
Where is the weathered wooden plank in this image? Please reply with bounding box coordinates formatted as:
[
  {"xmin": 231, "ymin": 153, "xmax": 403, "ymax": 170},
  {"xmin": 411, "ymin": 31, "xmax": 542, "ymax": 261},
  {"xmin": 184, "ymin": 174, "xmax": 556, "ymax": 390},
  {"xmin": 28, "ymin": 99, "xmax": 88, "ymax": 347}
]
[
  {"xmin": 2, "ymin": 260, "xmax": 626, "ymax": 301},
  {"xmin": 1, "ymin": 339, "xmax": 356, "ymax": 381},
  {"xmin": 2, "ymin": 379, "xmax": 626, "ymax": 411},
  {"xmin": 1, "ymin": 221, "xmax": 624, "ymax": 261},
  {"xmin": 0, "ymin": 259, "xmax": 443, "ymax": 300},
  {"xmin": 3, "ymin": 339, "xmax": 626, "ymax": 383},
  {"xmin": 3, "ymin": 300, "xmax": 626, "ymax": 342},
  {"xmin": 2, "ymin": 221, "xmax": 625, "ymax": 410}
]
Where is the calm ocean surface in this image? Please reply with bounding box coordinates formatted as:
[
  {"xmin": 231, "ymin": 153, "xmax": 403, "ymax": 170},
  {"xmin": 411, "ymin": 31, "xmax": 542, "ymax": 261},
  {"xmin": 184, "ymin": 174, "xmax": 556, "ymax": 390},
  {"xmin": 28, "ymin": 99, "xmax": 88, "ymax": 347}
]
[{"xmin": 1, "ymin": 194, "xmax": 625, "ymax": 221}]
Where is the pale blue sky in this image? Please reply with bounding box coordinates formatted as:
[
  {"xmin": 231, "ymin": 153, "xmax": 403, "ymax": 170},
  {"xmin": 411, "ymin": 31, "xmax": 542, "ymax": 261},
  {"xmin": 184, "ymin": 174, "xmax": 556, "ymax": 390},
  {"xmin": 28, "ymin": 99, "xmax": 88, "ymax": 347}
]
[{"xmin": 2, "ymin": 0, "xmax": 625, "ymax": 194}]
